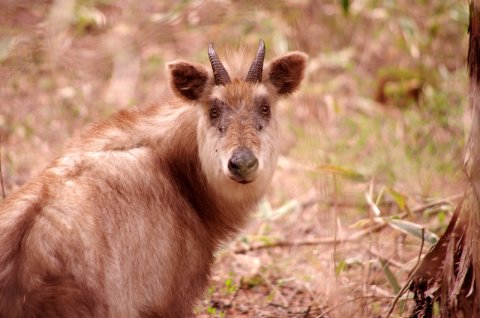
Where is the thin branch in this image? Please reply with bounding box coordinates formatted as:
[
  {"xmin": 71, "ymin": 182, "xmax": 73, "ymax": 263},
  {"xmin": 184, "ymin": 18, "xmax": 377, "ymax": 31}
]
[
  {"xmin": 410, "ymin": 195, "xmax": 462, "ymax": 214},
  {"xmin": 234, "ymin": 222, "xmax": 387, "ymax": 254},
  {"xmin": 416, "ymin": 228, "xmax": 426, "ymax": 273}
]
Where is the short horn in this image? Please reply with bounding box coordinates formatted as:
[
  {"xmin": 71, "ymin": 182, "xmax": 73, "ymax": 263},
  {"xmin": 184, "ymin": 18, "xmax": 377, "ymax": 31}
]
[
  {"xmin": 246, "ymin": 40, "xmax": 265, "ymax": 83},
  {"xmin": 208, "ymin": 43, "xmax": 231, "ymax": 86}
]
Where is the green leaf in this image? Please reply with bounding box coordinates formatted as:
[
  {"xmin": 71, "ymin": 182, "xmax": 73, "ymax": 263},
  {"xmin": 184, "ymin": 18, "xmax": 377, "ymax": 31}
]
[
  {"xmin": 206, "ymin": 306, "xmax": 216, "ymax": 315},
  {"xmin": 317, "ymin": 165, "xmax": 367, "ymax": 182},
  {"xmin": 386, "ymin": 187, "xmax": 408, "ymax": 211},
  {"xmin": 74, "ymin": 5, "xmax": 106, "ymax": 33},
  {"xmin": 257, "ymin": 199, "xmax": 298, "ymax": 220},
  {"xmin": 380, "ymin": 259, "xmax": 401, "ymax": 294},
  {"xmin": 437, "ymin": 210, "xmax": 446, "ymax": 224},
  {"xmin": 257, "ymin": 235, "xmax": 276, "ymax": 246},
  {"xmin": 388, "ymin": 219, "xmax": 439, "ymax": 245},
  {"xmin": 335, "ymin": 259, "xmax": 347, "ymax": 276},
  {"xmin": 340, "ymin": 0, "xmax": 350, "ymax": 15},
  {"xmin": 224, "ymin": 277, "xmax": 237, "ymax": 294},
  {"xmin": 272, "ymin": 200, "xmax": 299, "ymax": 219}
]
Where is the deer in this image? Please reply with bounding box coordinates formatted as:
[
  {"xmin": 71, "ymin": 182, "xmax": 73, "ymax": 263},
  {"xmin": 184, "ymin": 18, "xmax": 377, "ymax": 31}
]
[{"xmin": 0, "ymin": 40, "xmax": 307, "ymax": 318}]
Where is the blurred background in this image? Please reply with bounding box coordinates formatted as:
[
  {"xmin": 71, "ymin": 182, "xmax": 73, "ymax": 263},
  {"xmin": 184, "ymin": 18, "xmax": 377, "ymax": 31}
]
[{"xmin": 0, "ymin": 0, "xmax": 469, "ymax": 317}]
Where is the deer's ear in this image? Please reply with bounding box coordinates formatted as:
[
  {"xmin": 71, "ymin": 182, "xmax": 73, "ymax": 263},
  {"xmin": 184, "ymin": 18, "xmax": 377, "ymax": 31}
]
[
  {"xmin": 167, "ymin": 61, "xmax": 210, "ymax": 101},
  {"xmin": 266, "ymin": 52, "xmax": 308, "ymax": 95}
]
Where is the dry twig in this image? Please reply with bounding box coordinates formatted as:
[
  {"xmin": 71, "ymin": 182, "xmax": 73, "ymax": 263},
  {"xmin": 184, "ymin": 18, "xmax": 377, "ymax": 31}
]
[{"xmin": 234, "ymin": 222, "xmax": 387, "ymax": 254}]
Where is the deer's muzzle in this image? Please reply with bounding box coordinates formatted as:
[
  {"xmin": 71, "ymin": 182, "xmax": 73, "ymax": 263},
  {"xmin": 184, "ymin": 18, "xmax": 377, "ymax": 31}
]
[{"xmin": 227, "ymin": 147, "xmax": 259, "ymax": 184}]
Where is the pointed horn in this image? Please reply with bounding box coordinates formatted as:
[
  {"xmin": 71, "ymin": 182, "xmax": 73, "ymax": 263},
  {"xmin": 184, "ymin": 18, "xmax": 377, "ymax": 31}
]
[
  {"xmin": 208, "ymin": 43, "xmax": 231, "ymax": 86},
  {"xmin": 246, "ymin": 40, "xmax": 265, "ymax": 83}
]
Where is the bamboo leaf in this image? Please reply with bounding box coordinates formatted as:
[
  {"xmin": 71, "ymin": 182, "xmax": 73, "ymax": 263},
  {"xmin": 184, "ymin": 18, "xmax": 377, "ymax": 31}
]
[
  {"xmin": 317, "ymin": 165, "xmax": 367, "ymax": 182},
  {"xmin": 388, "ymin": 219, "xmax": 439, "ymax": 245},
  {"xmin": 272, "ymin": 200, "xmax": 299, "ymax": 219},
  {"xmin": 257, "ymin": 199, "xmax": 298, "ymax": 220},
  {"xmin": 387, "ymin": 187, "xmax": 408, "ymax": 211},
  {"xmin": 380, "ymin": 259, "xmax": 401, "ymax": 294},
  {"xmin": 335, "ymin": 259, "xmax": 347, "ymax": 276}
]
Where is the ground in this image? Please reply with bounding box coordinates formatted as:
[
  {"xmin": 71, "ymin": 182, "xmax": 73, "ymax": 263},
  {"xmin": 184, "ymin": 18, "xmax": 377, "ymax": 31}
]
[{"xmin": 0, "ymin": 1, "xmax": 469, "ymax": 317}]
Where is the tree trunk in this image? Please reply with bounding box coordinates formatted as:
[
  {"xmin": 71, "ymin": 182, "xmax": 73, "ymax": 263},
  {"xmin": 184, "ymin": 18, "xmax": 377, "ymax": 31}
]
[{"xmin": 410, "ymin": 1, "xmax": 480, "ymax": 317}]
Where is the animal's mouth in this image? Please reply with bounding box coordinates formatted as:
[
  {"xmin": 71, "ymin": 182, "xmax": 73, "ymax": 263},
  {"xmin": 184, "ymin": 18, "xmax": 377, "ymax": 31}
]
[{"xmin": 228, "ymin": 173, "xmax": 256, "ymax": 184}]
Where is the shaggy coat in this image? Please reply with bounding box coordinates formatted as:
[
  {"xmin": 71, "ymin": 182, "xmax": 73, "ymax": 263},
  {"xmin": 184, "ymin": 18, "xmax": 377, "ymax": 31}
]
[{"xmin": 0, "ymin": 43, "xmax": 307, "ymax": 318}]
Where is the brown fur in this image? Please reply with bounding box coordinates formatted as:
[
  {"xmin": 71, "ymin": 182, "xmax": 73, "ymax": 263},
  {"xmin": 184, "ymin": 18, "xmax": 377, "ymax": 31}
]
[
  {"xmin": 167, "ymin": 62, "xmax": 210, "ymax": 101},
  {"xmin": 267, "ymin": 52, "xmax": 308, "ymax": 94},
  {"xmin": 0, "ymin": 44, "xmax": 307, "ymax": 318}
]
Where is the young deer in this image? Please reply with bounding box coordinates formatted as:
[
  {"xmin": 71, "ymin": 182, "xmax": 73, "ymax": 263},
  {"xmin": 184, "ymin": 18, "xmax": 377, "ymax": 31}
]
[{"xmin": 0, "ymin": 41, "xmax": 307, "ymax": 317}]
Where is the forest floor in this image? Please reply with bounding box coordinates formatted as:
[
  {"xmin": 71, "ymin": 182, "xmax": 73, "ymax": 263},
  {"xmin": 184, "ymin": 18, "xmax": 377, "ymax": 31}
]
[{"xmin": 0, "ymin": 1, "xmax": 469, "ymax": 317}]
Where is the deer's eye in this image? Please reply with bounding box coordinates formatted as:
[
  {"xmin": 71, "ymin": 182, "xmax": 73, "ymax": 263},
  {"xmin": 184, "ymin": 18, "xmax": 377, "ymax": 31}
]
[
  {"xmin": 210, "ymin": 107, "xmax": 219, "ymax": 119},
  {"xmin": 210, "ymin": 100, "xmax": 224, "ymax": 119},
  {"xmin": 261, "ymin": 104, "xmax": 270, "ymax": 116}
]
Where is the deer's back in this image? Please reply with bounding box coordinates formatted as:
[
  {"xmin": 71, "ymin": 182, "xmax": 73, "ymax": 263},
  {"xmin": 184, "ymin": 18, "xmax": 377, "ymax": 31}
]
[{"xmin": 0, "ymin": 143, "xmax": 213, "ymax": 318}]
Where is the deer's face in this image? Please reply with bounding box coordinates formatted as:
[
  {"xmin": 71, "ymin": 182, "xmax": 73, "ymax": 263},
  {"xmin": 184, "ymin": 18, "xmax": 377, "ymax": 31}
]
[
  {"xmin": 168, "ymin": 41, "xmax": 307, "ymax": 199},
  {"xmin": 198, "ymin": 82, "xmax": 277, "ymax": 187}
]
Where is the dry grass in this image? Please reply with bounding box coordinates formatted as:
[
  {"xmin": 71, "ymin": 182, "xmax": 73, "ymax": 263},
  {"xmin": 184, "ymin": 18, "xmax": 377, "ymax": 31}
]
[{"xmin": 0, "ymin": 0, "xmax": 469, "ymax": 317}]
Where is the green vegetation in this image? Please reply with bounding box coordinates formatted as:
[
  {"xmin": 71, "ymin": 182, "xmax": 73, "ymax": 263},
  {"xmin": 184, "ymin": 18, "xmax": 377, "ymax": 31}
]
[{"xmin": 0, "ymin": 0, "xmax": 468, "ymax": 316}]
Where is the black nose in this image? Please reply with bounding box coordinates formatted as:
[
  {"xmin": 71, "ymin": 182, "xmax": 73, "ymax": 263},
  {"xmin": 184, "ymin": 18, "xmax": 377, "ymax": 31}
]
[{"xmin": 228, "ymin": 147, "xmax": 259, "ymax": 181}]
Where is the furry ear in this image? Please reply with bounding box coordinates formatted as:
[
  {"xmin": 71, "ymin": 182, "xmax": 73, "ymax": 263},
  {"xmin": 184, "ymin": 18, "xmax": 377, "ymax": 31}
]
[
  {"xmin": 167, "ymin": 62, "xmax": 210, "ymax": 101},
  {"xmin": 266, "ymin": 52, "xmax": 308, "ymax": 95}
]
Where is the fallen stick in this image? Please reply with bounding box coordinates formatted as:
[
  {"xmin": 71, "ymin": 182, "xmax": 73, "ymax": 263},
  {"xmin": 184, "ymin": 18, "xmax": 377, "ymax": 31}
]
[{"xmin": 234, "ymin": 222, "xmax": 387, "ymax": 254}]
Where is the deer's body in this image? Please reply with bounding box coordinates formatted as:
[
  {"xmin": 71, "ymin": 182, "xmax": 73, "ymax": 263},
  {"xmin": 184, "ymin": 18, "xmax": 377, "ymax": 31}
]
[{"xmin": 0, "ymin": 42, "xmax": 307, "ymax": 317}]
